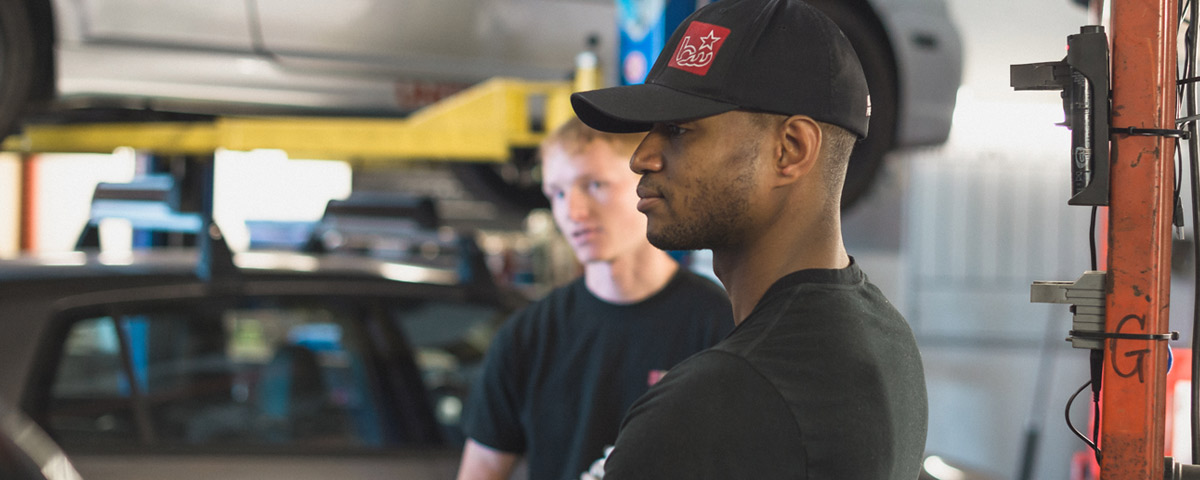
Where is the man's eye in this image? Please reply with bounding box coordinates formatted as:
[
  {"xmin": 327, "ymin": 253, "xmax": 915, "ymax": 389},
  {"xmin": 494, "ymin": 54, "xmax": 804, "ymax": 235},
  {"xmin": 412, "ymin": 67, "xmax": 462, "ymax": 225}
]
[{"xmin": 666, "ymin": 124, "xmax": 687, "ymax": 136}]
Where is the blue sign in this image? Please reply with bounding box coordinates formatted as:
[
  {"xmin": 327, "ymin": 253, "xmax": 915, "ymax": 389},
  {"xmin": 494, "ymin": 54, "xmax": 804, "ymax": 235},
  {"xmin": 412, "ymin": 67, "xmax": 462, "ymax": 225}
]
[{"xmin": 617, "ymin": 0, "xmax": 700, "ymax": 85}]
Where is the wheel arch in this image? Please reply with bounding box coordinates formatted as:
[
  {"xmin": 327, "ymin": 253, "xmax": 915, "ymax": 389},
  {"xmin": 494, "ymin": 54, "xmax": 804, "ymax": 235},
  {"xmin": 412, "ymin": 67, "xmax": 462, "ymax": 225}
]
[
  {"xmin": 807, "ymin": 0, "xmax": 902, "ymax": 143},
  {"xmin": 805, "ymin": 0, "xmax": 902, "ymax": 210}
]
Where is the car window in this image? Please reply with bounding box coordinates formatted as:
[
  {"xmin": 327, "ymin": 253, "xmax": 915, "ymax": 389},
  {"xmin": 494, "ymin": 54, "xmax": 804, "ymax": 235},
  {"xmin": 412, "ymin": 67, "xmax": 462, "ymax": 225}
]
[
  {"xmin": 393, "ymin": 301, "xmax": 506, "ymax": 443},
  {"xmin": 46, "ymin": 301, "xmax": 389, "ymax": 450}
]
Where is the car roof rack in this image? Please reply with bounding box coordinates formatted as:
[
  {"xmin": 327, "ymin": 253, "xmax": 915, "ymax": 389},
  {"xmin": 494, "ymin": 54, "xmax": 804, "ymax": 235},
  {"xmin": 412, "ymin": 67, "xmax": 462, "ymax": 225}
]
[
  {"xmin": 305, "ymin": 192, "xmax": 497, "ymax": 293},
  {"xmin": 76, "ymin": 174, "xmax": 202, "ymax": 249},
  {"xmin": 76, "ymin": 174, "xmax": 495, "ymax": 291},
  {"xmin": 315, "ymin": 192, "xmax": 441, "ymax": 232},
  {"xmin": 75, "ymin": 168, "xmax": 237, "ymax": 283}
]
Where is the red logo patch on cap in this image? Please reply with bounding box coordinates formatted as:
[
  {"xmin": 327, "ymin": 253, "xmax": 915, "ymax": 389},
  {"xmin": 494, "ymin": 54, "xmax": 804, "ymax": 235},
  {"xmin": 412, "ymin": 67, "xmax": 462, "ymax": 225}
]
[{"xmin": 668, "ymin": 21, "xmax": 730, "ymax": 76}]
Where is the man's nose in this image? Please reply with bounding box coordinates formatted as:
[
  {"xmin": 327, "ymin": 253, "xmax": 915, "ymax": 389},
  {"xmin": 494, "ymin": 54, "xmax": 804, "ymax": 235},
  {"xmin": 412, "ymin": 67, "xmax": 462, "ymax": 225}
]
[
  {"xmin": 630, "ymin": 134, "xmax": 664, "ymax": 175},
  {"xmin": 565, "ymin": 187, "xmax": 590, "ymax": 221}
]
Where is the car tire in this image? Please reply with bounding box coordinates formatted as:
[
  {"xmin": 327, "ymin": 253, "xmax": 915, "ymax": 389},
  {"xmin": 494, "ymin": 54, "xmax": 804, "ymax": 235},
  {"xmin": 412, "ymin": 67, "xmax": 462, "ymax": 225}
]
[
  {"xmin": 0, "ymin": 0, "xmax": 35, "ymax": 138},
  {"xmin": 807, "ymin": 0, "xmax": 899, "ymax": 211},
  {"xmin": 460, "ymin": 3, "xmax": 897, "ymax": 215}
]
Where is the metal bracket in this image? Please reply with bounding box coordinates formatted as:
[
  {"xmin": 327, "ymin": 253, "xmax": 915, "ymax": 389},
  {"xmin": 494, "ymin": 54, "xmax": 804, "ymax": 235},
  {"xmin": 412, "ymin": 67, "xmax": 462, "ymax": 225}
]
[
  {"xmin": 1031, "ymin": 271, "xmax": 1106, "ymax": 349},
  {"xmin": 1165, "ymin": 457, "xmax": 1200, "ymax": 480},
  {"xmin": 1011, "ymin": 25, "xmax": 1111, "ymax": 206}
]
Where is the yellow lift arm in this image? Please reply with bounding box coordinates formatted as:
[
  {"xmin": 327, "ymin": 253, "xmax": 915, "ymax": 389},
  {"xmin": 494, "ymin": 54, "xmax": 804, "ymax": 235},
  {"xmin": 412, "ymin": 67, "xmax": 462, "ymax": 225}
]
[{"xmin": 1, "ymin": 77, "xmax": 575, "ymax": 162}]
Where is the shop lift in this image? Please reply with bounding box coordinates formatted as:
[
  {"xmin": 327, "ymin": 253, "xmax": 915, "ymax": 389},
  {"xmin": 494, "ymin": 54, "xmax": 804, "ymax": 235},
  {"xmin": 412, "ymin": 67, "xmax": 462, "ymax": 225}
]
[
  {"xmin": 1013, "ymin": 0, "xmax": 1200, "ymax": 478},
  {"xmin": 4, "ymin": 73, "xmax": 579, "ymax": 256},
  {"xmin": 2, "ymin": 77, "xmax": 574, "ymax": 162},
  {"xmin": 44, "ymin": 76, "xmax": 580, "ymax": 275}
]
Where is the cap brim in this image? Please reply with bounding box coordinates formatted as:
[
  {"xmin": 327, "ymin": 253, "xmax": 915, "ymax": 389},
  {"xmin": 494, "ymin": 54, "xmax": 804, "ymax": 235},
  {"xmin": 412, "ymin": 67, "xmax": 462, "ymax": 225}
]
[{"xmin": 571, "ymin": 83, "xmax": 739, "ymax": 133}]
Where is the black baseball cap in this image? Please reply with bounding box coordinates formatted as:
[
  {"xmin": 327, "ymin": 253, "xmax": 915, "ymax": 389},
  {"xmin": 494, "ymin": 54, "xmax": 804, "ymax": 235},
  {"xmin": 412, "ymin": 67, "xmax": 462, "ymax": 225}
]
[{"xmin": 571, "ymin": 0, "xmax": 870, "ymax": 138}]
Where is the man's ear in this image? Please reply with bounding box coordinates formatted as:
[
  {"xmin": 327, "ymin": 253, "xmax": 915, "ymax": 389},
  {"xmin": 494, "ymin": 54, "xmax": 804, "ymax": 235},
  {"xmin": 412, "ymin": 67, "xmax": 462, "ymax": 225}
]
[{"xmin": 775, "ymin": 115, "xmax": 821, "ymax": 184}]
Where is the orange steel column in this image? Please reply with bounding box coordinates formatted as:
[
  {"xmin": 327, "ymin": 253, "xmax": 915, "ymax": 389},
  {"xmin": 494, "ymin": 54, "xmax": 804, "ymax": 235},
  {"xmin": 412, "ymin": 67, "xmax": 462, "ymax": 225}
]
[{"xmin": 1102, "ymin": 0, "xmax": 1177, "ymax": 478}]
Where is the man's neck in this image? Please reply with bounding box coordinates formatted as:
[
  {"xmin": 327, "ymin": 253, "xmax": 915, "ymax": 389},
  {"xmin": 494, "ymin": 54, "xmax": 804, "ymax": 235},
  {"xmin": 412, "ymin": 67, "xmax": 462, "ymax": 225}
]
[
  {"xmin": 713, "ymin": 219, "xmax": 849, "ymax": 324},
  {"xmin": 584, "ymin": 248, "xmax": 679, "ymax": 304}
]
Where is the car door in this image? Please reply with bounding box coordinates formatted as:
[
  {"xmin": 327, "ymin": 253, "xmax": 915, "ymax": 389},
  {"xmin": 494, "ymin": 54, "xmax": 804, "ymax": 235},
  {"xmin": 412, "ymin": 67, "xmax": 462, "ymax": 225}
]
[
  {"xmin": 0, "ymin": 400, "xmax": 82, "ymax": 480},
  {"xmin": 251, "ymin": 0, "xmax": 617, "ymax": 108},
  {"xmin": 24, "ymin": 288, "xmax": 460, "ymax": 480},
  {"xmin": 73, "ymin": 0, "xmax": 255, "ymax": 51}
]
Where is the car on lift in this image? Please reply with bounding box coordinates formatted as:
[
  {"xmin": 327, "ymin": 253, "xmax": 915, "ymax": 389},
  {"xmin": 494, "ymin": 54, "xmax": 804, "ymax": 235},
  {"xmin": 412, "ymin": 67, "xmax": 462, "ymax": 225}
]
[
  {"xmin": 0, "ymin": 182, "xmax": 527, "ymax": 480},
  {"xmin": 0, "ymin": 0, "xmax": 961, "ymax": 209}
]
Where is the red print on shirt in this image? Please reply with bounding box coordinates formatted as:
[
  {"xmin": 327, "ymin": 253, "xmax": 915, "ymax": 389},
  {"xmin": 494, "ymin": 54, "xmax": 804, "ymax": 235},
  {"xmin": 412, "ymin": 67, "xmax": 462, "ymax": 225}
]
[{"xmin": 647, "ymin": 369, "xmax": 668, "ymax": 386}]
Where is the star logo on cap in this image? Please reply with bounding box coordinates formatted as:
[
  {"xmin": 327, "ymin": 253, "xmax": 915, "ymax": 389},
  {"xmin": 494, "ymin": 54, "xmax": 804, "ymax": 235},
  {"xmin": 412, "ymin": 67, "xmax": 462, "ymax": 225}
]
[{"xmin": 667, "ymin": 21, "xmax": 731, "ymax": 76}]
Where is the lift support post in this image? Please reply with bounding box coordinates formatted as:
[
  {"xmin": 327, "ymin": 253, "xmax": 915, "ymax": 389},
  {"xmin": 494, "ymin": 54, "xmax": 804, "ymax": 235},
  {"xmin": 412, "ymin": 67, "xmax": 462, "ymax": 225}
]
[
  {"xmin": 1018, "ymin": 0, "xmax": 1182, "ymax": 477},
  {"xmin": 1103, "ymin": 0, "xmax": 1177, "ymax": 477}
]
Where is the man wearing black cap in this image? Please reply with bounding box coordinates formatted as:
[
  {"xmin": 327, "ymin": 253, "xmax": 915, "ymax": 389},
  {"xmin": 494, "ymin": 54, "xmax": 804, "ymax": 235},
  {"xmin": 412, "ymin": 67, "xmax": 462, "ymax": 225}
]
[{"xmin": 571, "ymin": 0, "xmax": 927, "ymax": 478}]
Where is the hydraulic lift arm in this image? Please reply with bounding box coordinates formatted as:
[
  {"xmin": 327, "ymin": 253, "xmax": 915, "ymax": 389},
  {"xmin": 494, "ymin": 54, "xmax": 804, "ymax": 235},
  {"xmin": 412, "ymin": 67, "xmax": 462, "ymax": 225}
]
[{"xmin": 0, "ymin": 78, "xmax": 574, "ymax": 163}]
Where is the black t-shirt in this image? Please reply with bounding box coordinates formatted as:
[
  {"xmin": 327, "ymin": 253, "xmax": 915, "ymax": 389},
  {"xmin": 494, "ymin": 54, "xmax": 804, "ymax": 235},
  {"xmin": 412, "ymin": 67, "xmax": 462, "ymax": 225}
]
[
  {"xmin": 462, "ymin": 269, "xmax": 734, "ymax": 480},
  {"xmin": 603, "ymin": 261, "xmax": 927, "ymax": 480}
]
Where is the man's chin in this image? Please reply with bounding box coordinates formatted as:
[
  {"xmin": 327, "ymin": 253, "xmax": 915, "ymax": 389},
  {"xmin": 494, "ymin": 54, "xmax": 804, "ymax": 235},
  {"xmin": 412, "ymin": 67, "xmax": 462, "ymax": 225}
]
[
  {"xmin": 648, "ymin": 226, "xmax": 718, "ymax": 251},
  {"xmin": 574, "ymin": 249, "xmax": 607, "ymax": 265},
  {"xmin": 647, "ymin": 233, "xmax": 689, "ymax": 252}
]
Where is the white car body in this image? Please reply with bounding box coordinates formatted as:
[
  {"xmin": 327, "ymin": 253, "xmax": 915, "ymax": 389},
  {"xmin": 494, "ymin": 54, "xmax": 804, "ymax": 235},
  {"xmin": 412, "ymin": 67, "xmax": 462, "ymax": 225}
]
[
  {"xmin": 868, "ymin": 0, "xmax": 962, "ymax": 146},
  {"xmin": 44, "ymin": 0, "xmax": 960, "ymax": 147}
]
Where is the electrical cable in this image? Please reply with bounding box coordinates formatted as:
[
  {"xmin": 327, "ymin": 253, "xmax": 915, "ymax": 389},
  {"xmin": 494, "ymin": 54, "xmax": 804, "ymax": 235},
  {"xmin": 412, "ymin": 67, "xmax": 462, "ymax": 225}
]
[
  {"xmin": 1185, "ymin": 0, "xmax": 1200, "ymax": 463},
  {"xmin": 1093, "ymin": 394, "xmax": 1102, "ymax": 461},
  {"xmin": 1088, "ymin": 205, "xmax": 1100, "ymax": 462},
  {"xmin": 1090, "ymin": 206, "xmax": 1098, "ymax": 272},
  {"xmin": 1176, "ymin": 0, "xmax": 1200, "ymax": 464},
  {"xmin": 1090, "ymin": 349, "xmax": 1104, "ymax": 464},
  {"xmin": 1064, "ymin": 165, "xmax": 1102, "ymax": 466},
  {"xmin": 1066, "ymin": 379, "xmax": 1100, "ymax": 454}
]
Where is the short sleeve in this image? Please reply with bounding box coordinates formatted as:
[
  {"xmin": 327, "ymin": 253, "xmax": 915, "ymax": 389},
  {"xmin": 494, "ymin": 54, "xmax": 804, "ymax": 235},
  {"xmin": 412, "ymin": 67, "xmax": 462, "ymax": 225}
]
[
  {"xmin": 461, "ymin": 318, "xmax": 527, "ymax": 453},
  {"xmin": 602, "ymin": 351, "xmax": 807, "ymax": 480}
]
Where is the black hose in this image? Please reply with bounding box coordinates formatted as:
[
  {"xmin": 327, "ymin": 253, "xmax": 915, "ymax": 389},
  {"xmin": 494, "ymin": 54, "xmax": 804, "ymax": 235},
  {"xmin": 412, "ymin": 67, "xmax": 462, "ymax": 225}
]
[{"xmin": 1187, "ymin": 0, "xmax": 1200, "ymax": 463}]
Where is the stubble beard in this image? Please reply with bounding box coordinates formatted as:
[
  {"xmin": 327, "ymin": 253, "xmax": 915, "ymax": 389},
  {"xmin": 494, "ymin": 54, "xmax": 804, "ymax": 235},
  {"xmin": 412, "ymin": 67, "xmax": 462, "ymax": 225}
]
[{"xmin": 645, "ymin": 142, "xmax": 760, "ymax": 251}]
